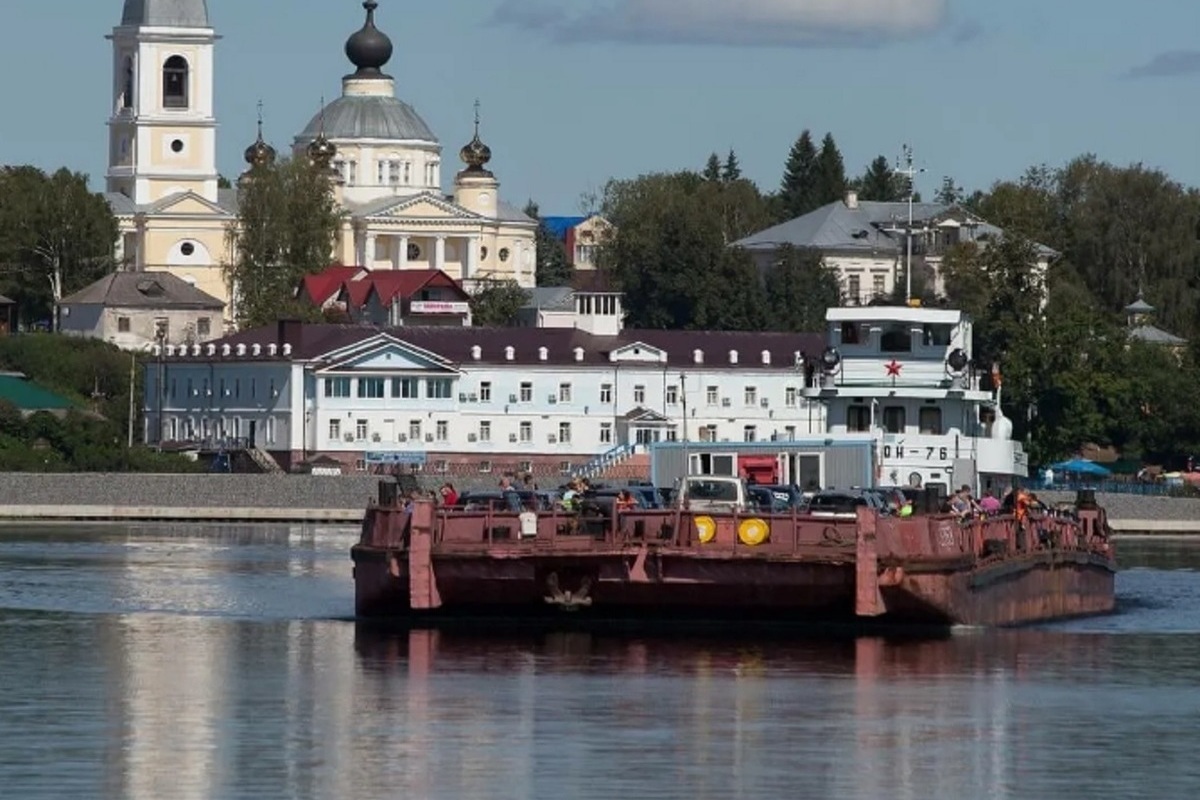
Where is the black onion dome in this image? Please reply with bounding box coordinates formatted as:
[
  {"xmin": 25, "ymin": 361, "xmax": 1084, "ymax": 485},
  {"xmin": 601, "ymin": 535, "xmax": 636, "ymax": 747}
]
[
  {"xmin": 459, "ymin": 132, "xmax": 492, "ymax": 173},
  {"xmin": 345, "ymin": 1, "xmax": 393, "ymax": 77},
  {"xmin": 308, "ymin": 134, "xmax": 337, "ymax": 167},
  {"xmin": 244, "ymin": 124, "xmax": 276, "ymax": 168}
]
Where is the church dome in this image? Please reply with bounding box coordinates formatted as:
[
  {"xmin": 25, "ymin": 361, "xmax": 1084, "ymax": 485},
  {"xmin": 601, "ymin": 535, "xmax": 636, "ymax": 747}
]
[
  {"xmin": 121, "ymin": 0, "xmax": 210, "ymax": 28},
  {"xmin": 297, "ymin": 95, "xmax": 438, "ymax": 144},
  {"xmin": 345, "ymin": 1, "xmax": 393, "ymax": 78}
]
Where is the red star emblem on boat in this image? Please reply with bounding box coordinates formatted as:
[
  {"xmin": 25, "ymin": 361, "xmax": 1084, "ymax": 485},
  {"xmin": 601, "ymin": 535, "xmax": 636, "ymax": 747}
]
[{"xmin": 885, "ymin": 359, "xmax": 903, "ymax": 377}]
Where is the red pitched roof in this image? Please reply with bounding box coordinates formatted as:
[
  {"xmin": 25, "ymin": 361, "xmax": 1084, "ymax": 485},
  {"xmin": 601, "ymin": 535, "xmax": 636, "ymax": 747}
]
[
  {"xmin": 299, "ymin": 265, "xmax": 365, "ymax": 305},
  {"xmin": 367, "ymin": 270, "xmax": 461, "ymax": 305}
]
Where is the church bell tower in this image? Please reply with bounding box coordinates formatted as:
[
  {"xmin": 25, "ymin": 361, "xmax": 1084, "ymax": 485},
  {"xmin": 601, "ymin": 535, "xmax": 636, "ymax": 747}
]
[{"xmin": 107, "ymin": 0, "xmax": 220, "ymax": 205}]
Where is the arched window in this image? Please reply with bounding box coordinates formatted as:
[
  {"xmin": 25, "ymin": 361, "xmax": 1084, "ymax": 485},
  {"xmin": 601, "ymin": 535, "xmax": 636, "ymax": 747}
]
[
  {"xmin": 121, "ymin": 57, "xmax": 134, "ymax": 109},
  {"xmin": 163, "ymin": 56, "xmax": 189, "ymax": 109}
]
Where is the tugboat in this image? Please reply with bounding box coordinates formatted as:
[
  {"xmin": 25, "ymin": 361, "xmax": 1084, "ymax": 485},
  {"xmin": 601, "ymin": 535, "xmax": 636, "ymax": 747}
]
[{"xmin": 352, "ymin": 304, "xmax": 1117, "ymax": 627}]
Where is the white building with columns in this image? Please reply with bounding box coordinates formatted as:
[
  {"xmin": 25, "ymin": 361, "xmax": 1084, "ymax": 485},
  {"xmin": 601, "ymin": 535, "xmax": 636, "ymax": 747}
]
[
  {"xmin": 104, "ymin": 0, "xmax": 537, "ymax": 330},
  {"xmin": 143, "ymin": 296, "xmax": 827, "ymax": 477}
]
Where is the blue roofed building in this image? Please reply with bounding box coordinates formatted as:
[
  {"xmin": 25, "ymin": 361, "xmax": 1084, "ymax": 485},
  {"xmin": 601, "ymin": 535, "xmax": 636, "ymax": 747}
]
[
  {"xmin": 733, "ymin": 190, "xmax": 1057, "ymax": 306},
  {"xmin": 540, "ymin": 214, "xmax": 614, "ymax": 272}
]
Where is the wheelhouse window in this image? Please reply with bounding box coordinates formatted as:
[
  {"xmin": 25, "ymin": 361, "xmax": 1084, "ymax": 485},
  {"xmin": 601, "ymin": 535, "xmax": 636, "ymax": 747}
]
[
  {"xmin": 922, "ymin": 324, "xmax": 952, "ymax": 347},
  {"xmin": 882, "ymin": 406, "xmax": 906, "ymax": 434},
  {"xmin": 840, "ymin": 322, "xmax": 863, "ymax": 345},
  {"xmin": 919, "ymin": 407, "xmax": 943, "ymax": 435},
  {"xmin": 162, "ymin": 56, "xmax": 189, "ymax": 109},
  {"xmin": 880, "ymin": 323, "xmax": 912, "ymax": 353},
  {"xmin": 847, "ymin": 404, "xmax": 871, "ymax": 432}
]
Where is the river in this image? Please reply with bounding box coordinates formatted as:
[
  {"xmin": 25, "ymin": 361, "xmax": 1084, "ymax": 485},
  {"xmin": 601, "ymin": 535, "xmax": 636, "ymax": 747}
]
[{"xmin": 0, "ymin": 524, "xmax": 1196, "ymax": 799}]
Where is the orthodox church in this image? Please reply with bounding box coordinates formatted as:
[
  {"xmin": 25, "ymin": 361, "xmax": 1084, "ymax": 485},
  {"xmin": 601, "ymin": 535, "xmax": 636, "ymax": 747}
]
[{"xmin": 104, "ymin": 0, "xmax": 537, "ymax": 330}]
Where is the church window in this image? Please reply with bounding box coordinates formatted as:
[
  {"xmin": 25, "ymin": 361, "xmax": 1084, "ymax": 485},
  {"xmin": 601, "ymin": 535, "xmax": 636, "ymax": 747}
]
[
  {"xmin": 407, "ymin": 243, "xmax": 421, "ymax": 260},
  {"xmin": 499, "ymin": 248, "xmax": 510, "ymax": 262},
  {"xmin": 121, "ymin": 57, "xmax": 134, "ymax": 109},
  {"xmin": 162, "ymin": 56, "xmax": 189, "ymax": 109},
  {"xmin": 170, "ymin": 139, "xmax": 184, "ymax": 153},
  {"xmin": 180, "ymin": 242, "xmax": 195, "ymax": 256}
]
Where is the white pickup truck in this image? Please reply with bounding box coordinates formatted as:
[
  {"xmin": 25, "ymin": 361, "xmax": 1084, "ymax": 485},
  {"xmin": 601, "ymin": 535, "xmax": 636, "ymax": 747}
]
[{"xmin": 675, "ymin": 476, "xmax": 750, "ymax": 513}]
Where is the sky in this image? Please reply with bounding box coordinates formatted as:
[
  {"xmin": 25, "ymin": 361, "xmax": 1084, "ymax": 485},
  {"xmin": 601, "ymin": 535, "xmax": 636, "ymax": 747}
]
[{"xmin": 3, "ymin": 0, "xmax": 1200, "ymax": 213}]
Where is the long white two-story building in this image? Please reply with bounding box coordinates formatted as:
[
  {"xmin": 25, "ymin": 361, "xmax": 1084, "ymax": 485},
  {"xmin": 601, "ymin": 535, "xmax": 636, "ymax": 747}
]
[{"xmin": 143, "ymin": 299, "xmax": 826, "ymax": 476}]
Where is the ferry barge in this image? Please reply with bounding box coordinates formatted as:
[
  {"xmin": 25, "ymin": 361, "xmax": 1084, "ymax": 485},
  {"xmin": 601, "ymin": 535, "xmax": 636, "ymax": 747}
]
[{"xmin": 352, "ymin": 304, "xmax": 1117, "ymax": 627}]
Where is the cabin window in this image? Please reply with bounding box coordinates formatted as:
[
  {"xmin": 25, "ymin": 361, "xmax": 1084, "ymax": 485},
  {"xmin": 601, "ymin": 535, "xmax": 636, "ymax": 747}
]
[
  {"xmin": 880, "ymin": 323, "xmax": 912, "ymax": 352},
  {"xmin": 922, "ymin": 324, "xmax": 952, "ymax": 347},
  {"xmin": 840, "ymin": 321, "xmax": 863, "ymax": 345},
  {"xmin": 919, "ymin": 407, "xmax": 943, "ymax": 435},
  {"xmin": 847, "ymin": 404, "xmax": 871, "ymax": 432},
  {"xmin": 882, "ymin": 406, "xmax": 906, "ymax": 434},
  {"xmin": 162, "ymin": 56, "xmax": 189, "ymax": 109}
]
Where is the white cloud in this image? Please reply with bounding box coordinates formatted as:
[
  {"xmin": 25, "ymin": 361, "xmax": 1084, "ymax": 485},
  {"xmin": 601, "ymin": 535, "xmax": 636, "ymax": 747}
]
[{"xmin": 493, "ymin": 0, "xmax": 950, "ymax": 47}]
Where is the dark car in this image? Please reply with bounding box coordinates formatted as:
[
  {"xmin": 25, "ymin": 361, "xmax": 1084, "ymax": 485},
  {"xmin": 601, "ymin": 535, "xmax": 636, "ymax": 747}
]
[
  {"xmin": 748, "ymin": 486, "xmax": 791, "ymax": 512},
  {"xmin": 627, "ymin": 485, "xmax": 662, "ymax": 509},
  {"xmin": 579, "ymin": 488, "xmax": 648, "ymax": 517},
  {"xmin": 456, "ymin": 491, "xmax": 523, "ymax": 513},
  {"xmin": 760, "ymin": 484, "xmax": 804, "ymax": 509}
]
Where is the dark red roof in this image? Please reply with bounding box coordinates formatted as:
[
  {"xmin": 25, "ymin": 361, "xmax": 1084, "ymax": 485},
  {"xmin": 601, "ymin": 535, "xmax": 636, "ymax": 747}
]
[
  {"xmin": 365, "ymin": 270, "xmax": 466, "ymax": 306},
  {"xmin": 189, "ymin": 322, "xmax": 825, "ymax": 370},
  {"xmin": 298, "ymin": 265, "xmax": 365, "ymax": 305}
]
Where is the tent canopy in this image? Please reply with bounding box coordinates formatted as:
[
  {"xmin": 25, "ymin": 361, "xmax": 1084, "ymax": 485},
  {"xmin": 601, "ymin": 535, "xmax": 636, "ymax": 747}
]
[{"xmin": 1049, "ymin": 458, "xmax": 1111, "ymax": 477}]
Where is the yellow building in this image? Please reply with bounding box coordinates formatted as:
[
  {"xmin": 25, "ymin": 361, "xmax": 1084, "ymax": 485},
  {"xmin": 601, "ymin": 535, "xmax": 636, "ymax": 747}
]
[{"xmin": 105, "ymin": 0, "xmax": 537, "ymax": 333}]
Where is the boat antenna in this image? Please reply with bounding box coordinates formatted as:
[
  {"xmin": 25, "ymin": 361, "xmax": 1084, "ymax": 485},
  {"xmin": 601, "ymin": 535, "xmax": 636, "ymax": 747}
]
[{"xmin": 896, "ymin": 144, "xmax": 925, "ymax": 303}]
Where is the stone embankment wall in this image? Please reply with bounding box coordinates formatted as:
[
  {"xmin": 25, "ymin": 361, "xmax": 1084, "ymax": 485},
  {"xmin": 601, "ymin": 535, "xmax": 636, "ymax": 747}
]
[{"xmin": 0, "ymin": 473, "xmax": 387, "ymax": 521}]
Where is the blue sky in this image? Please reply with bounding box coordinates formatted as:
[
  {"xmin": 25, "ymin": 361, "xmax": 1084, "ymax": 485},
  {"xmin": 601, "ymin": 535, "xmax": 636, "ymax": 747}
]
[{"xmin": 3, "ymin": 0, "xmax": 1200, "ymax": 213}]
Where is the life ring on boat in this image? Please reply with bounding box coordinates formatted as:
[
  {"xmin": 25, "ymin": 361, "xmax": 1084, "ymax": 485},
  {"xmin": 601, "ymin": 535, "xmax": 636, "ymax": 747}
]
[
  {"xmin": 738, "ymin": 518, "xmax": 769, "ymax": 546},
  {"xmin": 694, "ymin": 515, "xmax": 717, "ymax": 544}
]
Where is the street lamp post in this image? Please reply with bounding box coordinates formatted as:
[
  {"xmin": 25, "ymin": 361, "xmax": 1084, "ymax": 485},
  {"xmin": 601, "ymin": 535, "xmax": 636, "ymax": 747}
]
[{"xmin": 155, "ymin": 327, "xmax": 166, "ymax": 451}]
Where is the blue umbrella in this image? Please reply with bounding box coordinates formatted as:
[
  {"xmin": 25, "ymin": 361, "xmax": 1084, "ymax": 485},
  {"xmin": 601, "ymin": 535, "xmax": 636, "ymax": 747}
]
[{"xmin": 1049, "ymin": 458, "xmax": 1111, "ymax": 476}]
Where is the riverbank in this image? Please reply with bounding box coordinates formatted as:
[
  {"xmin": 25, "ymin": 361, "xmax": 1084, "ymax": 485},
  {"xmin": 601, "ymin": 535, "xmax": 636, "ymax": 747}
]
[{"xmin": 0, "ymin": 476, "xmax": 1198, "ymax": 531}]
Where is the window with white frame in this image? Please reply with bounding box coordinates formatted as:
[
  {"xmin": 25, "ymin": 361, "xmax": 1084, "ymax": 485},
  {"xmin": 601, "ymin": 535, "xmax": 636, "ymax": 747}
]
[
  {"xmin": 633, "ymin": 385, "xmax": 646, "ymax": 404},
  {"xmin": 479, "ymin": 381, "xmax": 492, "ymax": 402},
  {"xmin": 700, "ymin": 425, "xmax": 717, "ymax": 442},
  {"xmin": 785, "ymin": 387, "xmax": 798, "ymax": 407},
  {"xmin": 744, "ymin": 386, "xmax": 757, "ymax": 406},
  {"xmin": 409, "ymin": 420, "xmax": 422, "ymax": 440},
  {"xmin": 599, "ymin": 423, "xmax": 613, "ymax": 444},
  {"xmin": 392, "ymin": 378, "xmax": 419, "ymax": 398},
  {"xmin": 355, "ymin": 419, "xmax": 368, "ymax": 440},
  {"xmin": 743, "ymin": 425, "xmax": 757, "ymax": 442},
  {"xmin": 784, "ymin": 425, "xmax": 797, "ymax": 441},
  {"xmin": 558, "ymin": 422, "xmax": 572, "ymax": 443},
  {"xmin": 427, "ymin": 379, "xmax": 453, "ymax": 399},
  {"xmin": 559, "ymin": 383, "xmax": 572, "ymax": 403},
  {"xmin": 519, "ymin": 382, "xmax": 533, "ymax": 403},
  {"xmin": 666, "ymin": 385, "xmax": 679, "ymax": 405},
  {"xmin": 479, "ymin": 460, "xmax": 492, "ymax": 474},
  {"xmin": 329, "ymin": 419, "xmax": 341, "ymax": 441},
  {"xmin": 706, "ymin": 386, "xmax": 719, "ymax": 406},
  {"xmin": 519, "ymin": 460, "xmax": 532, "ymax": 473},
  {"xmin": 479, "ymin": 421, "xmax": 491, "ymax": 442},
  {"xmin": 519, "ymin": 421, "xmax": 532, "ymax": 442},
  {"xmin": 324, "ymin": 377, "xmax": 351, "ymax": 398},
  {"xmin": 435, "ymin": 420, "xmax": 448, "ymax": 441},
  {"xmin": 358, "ymin": 378, "xmax": 385, "ymax": 399},
  {"xmin": 600, "ymin": 384, "xmax": 613, "ymax": 404}
]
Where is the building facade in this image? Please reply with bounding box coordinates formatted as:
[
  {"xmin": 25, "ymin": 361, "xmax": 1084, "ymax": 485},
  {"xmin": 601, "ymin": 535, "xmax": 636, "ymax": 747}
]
[
  {"xmin": 58, "ymin": 271, "xmax": 224, "ymax": 350},
  {"xmin": 105, "ymin": 0, "xmax": 537, "ymax": 330},
  {"xmin": 733, "ymin": 192, "xmax": 1055, "ymax": 305},
  {"xmin": 143, "ymin": 316, "xmax": 827, "ymax": 475},
  {"xmin": 541, "ymin": 215, "xmax": 613, "ymax": 272}
]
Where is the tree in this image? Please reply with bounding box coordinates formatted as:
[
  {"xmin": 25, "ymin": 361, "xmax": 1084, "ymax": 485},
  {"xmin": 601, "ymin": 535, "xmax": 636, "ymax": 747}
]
[
  {"xmin": 814, "ymin": 133, "xmax": 848, "ymax": 207},
  {"xmin": 703, "ymin": 153, "xmax": 722, "ymax": 181},
  {"xmin": 765, "ymin": 246, "xmax": 841, "ymax": 331},
  {"xmin": 721, "ymin": 149, "xmax": 742, "ymax": 182},
  {"xmin": 523, "ymin": 201, "xmax": 574, "ymax": 287},
  {"xmin": 779, "ymin": 130, "xmax": 819, "ymax": 220},
  {"xmin": 0, "ymin": 166, "xmax": 118, "ymax": 328},
  {"xmin": 224, "ymin": 156, "xmax": 340, "ymax": 328},
  {"xmin": 856, "ymin": 156, "xmax": 905, "ymax": 202},
  {"xmin": 469, "ymin": 280, "xmax": 528, "ymax": 326},
  {"xmin": 934, "ymin": 176, "xmax": 963, "ymax": 205},
  {"xmin": 597, "ymin": 171, "xmax": 773, "ymax": 330}
]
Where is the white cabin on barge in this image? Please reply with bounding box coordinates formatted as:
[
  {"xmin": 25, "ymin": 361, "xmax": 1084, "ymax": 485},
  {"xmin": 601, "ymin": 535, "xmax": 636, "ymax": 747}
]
[{"xmin": 802, "ymin": 304, "xmax": 1027, "ymax": 499}]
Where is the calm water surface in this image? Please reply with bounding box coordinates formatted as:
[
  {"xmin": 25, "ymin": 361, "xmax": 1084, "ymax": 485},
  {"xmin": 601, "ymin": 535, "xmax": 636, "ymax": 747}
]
[{"xmin": 0, "ymin": 524, "xmax": 1197, "ymax": 799}]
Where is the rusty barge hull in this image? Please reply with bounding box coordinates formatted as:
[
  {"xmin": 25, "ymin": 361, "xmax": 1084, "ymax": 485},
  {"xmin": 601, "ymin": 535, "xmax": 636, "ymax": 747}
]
[{"xmin": 353, "ymin": 502, "xmax": 1116, "ymax": 628}]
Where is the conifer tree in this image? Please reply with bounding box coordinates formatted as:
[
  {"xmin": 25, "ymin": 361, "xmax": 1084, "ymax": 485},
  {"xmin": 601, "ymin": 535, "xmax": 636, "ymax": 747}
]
[
  {"xmin": 814, "ymin": 132, "xmax": 847, "ymax": 207},
  {"xmin": 779, "ymin": 130, "xmax": 818, "ymax": 219},
  {"xmin": 857, "ymin": 155, "xmax": 905, "ymax": 202},
  {"xmin": 721, "ymin": 149, "xmax": 742, "ymax": 182},
  {"xmin": 703, "ymin": 153, "xmax": 722, "ymax": 181}
]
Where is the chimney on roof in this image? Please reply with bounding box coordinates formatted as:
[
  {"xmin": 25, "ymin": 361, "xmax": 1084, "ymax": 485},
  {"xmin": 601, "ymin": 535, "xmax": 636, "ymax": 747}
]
[
  {"xmin": 845, "ymin": 190, "xmax": 858, "ymax": 210},
  {"xmin": 277, "ymin": 318, "xmax": 302, "ymax": 348}
]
